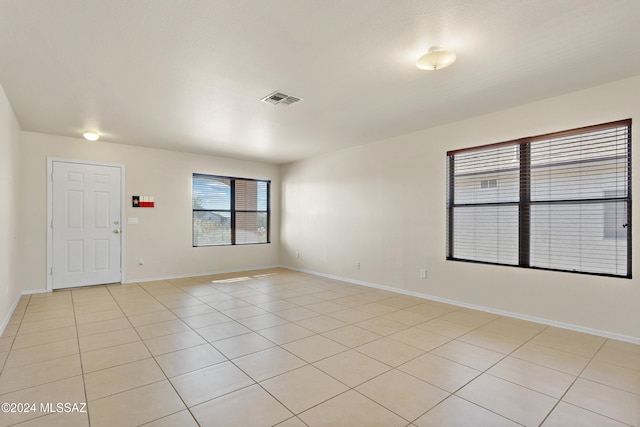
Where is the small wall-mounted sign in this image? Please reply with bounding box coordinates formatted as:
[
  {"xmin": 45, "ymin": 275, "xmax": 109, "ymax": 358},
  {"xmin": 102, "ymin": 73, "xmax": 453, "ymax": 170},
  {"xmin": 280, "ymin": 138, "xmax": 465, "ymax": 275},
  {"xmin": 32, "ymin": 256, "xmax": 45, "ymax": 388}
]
[{"xmin": 132, "ymin": 195, "xmax": 155, "ymax": 208}]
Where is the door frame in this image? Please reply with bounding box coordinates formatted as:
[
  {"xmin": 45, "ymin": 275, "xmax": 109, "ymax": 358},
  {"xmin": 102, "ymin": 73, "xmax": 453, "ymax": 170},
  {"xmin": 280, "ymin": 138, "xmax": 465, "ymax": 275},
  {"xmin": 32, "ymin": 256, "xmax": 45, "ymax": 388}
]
[{"xmin": 47, "ymin": 158, "xmax": 126, "ymax": 291}]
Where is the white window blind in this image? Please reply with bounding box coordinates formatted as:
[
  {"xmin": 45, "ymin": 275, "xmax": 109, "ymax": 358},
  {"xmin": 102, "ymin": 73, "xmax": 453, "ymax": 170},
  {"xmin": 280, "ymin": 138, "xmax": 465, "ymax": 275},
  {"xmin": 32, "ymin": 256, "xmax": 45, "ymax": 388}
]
[{"xmin": 447, "ymin": 119, "xmax": 631, "ymax": 278}]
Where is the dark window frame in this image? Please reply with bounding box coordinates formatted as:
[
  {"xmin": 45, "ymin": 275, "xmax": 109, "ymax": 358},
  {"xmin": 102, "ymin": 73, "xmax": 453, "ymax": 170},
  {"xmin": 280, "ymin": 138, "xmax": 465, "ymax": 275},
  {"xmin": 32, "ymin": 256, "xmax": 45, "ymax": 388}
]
[
  {"xmin": 446, "ymin": 119, "xmax": 632, "ymax": 279},
  {"xmin": 192, "ymin": 173, "xmax": 271, "ymax": 247}
]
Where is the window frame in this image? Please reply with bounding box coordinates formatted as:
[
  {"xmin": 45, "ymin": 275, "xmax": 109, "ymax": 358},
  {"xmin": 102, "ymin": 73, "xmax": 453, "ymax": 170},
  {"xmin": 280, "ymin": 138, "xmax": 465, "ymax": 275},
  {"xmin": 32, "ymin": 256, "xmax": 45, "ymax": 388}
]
[
  {"xmin": 192, "ymin": 173, "xmax": 271, "ymax": 247},
  {"xmin": 446, "ymin": 119, "xmax": 632, "ymax": 279}
]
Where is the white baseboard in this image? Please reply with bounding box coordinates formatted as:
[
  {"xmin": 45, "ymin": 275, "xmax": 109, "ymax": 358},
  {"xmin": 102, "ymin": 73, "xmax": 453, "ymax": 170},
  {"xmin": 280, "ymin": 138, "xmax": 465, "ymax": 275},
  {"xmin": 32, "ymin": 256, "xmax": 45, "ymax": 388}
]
[
  {"xmin": 0, "ymin": 266, "xmax": 282, "ymax": 335},
  {"xmin": 0, "ymin": 289, "xmax": 47, "ymax": 336},
  {"xmin": 281, "ymin": 265, "xmax": 640, "ymax": 345},
  {"xmin": 0, "ymin": 294, "xmax": 22, "ymax": 337},
  {"xmin": 124, "ymin": 265, "xmax": 282, "ymax": 284},
  {"xmin": 6, "ymin": 265, "xmax": 637, "ymax": 345},
  {"xmin": 2, "ymin": 264, "xmax": 281, "ymax": 305},
  {"xmin": 23, "ymin": 289, "xmax": 49, "ymax": 295}
]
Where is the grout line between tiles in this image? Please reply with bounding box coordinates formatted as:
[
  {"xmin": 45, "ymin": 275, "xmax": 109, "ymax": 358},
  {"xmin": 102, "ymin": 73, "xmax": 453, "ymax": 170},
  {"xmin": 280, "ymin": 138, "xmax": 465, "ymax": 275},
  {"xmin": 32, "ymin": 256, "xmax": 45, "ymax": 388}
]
[{"xmin": 71, "ymin": 289, "xmax": 92, "ymax": 427}]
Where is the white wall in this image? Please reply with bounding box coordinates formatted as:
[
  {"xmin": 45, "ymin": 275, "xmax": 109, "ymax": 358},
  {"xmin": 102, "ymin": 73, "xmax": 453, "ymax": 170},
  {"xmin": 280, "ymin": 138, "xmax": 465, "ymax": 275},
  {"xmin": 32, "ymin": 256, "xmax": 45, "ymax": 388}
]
[
  {"xmin": 19, "ymin": 132, "xmax": 280, "ymax": 289},
  {"xmin": 0, "ymin": 83, "xmax": 22, "ymax": 330},
  {"xmin": 281, "ymin": 75, "xmax": 640, "ymax": 341}
]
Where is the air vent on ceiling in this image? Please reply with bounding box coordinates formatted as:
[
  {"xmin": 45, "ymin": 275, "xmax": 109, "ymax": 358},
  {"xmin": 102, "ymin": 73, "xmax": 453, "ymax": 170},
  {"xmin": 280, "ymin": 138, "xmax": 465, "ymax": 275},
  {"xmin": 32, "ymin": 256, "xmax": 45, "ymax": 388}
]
[{"xmin": 261, "ymin": 91, "xmax": 302, "ymax": 106}]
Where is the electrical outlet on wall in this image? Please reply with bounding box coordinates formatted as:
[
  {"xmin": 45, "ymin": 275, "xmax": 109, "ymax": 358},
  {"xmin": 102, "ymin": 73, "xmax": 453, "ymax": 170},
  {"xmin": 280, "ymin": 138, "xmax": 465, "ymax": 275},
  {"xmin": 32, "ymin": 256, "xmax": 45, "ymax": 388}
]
[
  {"xmin": 295, "ymin": 251, "xmax": 300, "ymax": 258},
  {"xmin": 356, "ymin": 262, "xmax": 361, "ymax": 270},
  {"xmin": 420, "ymin": 269, "xmax": 427, "ymax": 279}
]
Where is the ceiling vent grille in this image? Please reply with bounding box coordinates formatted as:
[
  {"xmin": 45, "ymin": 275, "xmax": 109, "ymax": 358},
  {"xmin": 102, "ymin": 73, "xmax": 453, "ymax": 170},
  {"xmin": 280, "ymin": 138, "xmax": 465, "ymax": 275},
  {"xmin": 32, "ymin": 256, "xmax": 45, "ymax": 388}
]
[{"xmin": 261, "ymin": 91, "xmax": 302, "ymax": 106}]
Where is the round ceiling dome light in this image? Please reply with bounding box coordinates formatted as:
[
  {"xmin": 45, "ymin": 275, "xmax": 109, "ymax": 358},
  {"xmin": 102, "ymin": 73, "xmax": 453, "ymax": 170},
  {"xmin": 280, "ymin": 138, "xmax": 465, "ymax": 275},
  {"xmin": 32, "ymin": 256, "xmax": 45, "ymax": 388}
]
[
  {"xmin": 416, "ymin": 47, "xmax": 456, "ymax": 71},
  {"xmin": 83, "ymin": 131, "xmax": 100, "ymax": 141}
]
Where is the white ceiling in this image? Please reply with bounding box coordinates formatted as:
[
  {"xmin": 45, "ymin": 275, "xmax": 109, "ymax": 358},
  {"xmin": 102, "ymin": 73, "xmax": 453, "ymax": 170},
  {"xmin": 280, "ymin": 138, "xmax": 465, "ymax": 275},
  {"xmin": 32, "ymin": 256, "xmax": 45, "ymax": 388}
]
[{"xmin": 1, "ymin": 0, "xmax": 639, "ymax": 164}]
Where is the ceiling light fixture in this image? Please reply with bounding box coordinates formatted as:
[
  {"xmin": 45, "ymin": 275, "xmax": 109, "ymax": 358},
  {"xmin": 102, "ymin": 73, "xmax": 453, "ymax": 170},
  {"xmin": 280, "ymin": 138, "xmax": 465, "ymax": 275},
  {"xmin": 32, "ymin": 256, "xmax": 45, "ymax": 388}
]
[
  {"xmin": 261, "ymin": 90, "xmax": 302, "ymax": 106},
  {"xmin": 83, "ymin": 131, "xmax": 100, "ymax": 141},
  {"xmin": 416, "ymin": 47, "xmax": 456, "ymax": 71}
]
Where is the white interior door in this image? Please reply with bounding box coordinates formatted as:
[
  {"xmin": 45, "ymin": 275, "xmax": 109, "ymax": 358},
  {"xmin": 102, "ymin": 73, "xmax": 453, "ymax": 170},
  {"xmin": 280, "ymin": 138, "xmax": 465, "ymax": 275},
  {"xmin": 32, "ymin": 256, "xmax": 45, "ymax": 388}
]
[{"xmin": 52, "ymin": 161, "xmax": 122, "ymax": 289}]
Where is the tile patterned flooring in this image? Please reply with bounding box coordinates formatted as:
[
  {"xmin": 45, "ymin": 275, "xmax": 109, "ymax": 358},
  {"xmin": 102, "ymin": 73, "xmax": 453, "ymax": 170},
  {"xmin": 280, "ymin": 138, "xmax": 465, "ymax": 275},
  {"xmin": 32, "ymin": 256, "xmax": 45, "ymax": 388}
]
[{"xmin": 0, "ymin": 268, "xmax": 639, "ymax": 426}]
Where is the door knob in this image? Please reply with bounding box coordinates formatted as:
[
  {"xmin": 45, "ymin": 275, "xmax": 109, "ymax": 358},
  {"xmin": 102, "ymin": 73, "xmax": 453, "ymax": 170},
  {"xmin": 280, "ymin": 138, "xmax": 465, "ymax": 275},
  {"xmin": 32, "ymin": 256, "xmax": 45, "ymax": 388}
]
[{"xmin": 113, "ymin": 229, "xmax": 120, "ymax": 234}]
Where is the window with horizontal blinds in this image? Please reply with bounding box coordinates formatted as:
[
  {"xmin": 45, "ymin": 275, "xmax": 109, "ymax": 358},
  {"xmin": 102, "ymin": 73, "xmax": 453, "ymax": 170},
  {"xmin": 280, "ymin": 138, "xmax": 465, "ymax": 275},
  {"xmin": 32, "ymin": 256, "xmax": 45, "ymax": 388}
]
[
  {"xmin": 446, "ymin": 119, "xmax": 632, "ymax": 278},
  {"xmin": 193, "ymin": 174, "xmax": 270, "ymax": 246}
]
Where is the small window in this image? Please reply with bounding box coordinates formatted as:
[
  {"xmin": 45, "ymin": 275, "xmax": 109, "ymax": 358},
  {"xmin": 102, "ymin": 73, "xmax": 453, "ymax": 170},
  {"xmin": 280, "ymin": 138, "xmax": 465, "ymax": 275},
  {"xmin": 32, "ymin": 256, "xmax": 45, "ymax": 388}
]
[
  {"xmin": 193, "ymin": 174, "xmax": 270, "ymax": 246},
  {"xmin": 447, "ymin": 119, "xmax": 632, "ymax": 278},
  {"xmin": 480, "ymin": 179, "xmax": 497, "ymax": 189}
]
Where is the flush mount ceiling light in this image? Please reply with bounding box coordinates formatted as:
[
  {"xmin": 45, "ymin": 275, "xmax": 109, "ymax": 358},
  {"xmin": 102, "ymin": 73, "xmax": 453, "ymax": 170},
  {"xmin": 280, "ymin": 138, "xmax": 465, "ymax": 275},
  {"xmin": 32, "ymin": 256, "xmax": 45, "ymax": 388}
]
[
  {"xmin": 83, "ymin": 131, "xmax": 100, "ymax": 141},
  {"xmin": 416, "ymin": 47, "xmax": 456, "ymax": 71}
]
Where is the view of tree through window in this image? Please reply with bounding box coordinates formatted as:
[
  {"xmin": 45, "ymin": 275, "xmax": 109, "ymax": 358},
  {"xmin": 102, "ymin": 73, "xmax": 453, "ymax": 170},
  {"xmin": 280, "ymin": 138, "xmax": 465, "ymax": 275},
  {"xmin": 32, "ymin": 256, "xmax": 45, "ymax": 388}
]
[
  {"xmin": 193, "ymin": 174, "xmax": 269, "ymax": 246},
  {"xmin": 446, "ymin": 119, "xmax": 631, "ymax": 278}
]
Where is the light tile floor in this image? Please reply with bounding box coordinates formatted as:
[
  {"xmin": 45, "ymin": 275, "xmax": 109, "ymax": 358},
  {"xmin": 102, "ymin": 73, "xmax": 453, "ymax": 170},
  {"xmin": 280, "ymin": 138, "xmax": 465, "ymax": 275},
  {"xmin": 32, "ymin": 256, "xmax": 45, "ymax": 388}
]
[{"xmin": 1, "ymin": 268, "xmax": 639, "ymax": 426}]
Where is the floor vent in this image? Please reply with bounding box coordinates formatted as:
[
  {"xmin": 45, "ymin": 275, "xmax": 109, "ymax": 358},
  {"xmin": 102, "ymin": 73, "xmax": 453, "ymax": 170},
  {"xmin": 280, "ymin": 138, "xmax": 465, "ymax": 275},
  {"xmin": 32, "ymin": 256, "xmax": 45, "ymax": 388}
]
[{"xmin": 261, "ymin": 91, "xmax": 302, "ymax": 106}]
